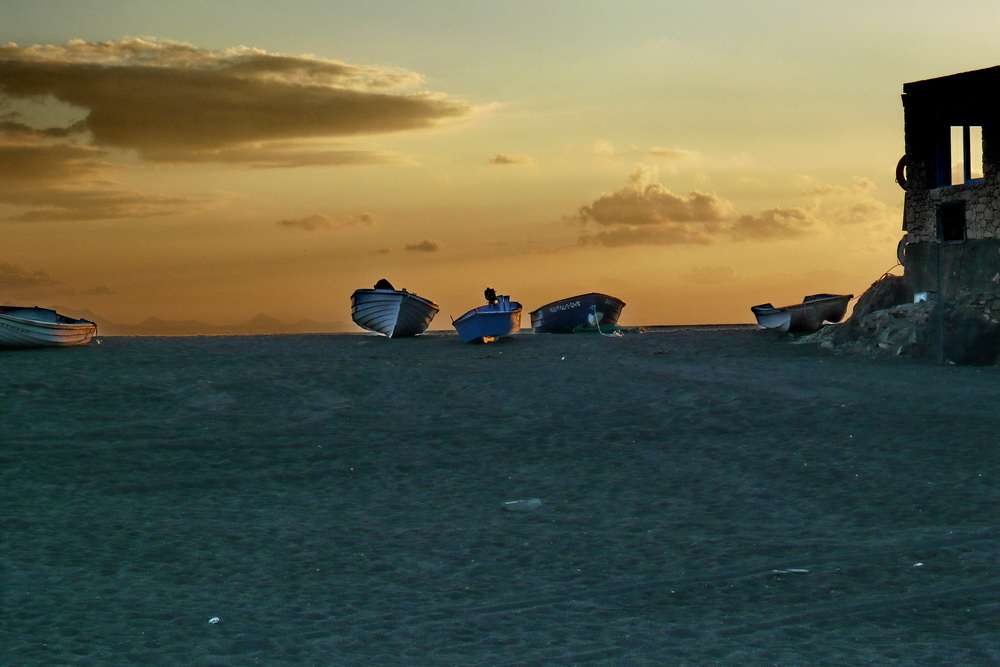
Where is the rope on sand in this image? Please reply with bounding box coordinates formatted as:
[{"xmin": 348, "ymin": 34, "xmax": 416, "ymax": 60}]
[{"xmin": 590, "ymin": 305, "xmax": 623, "ymax": 337}]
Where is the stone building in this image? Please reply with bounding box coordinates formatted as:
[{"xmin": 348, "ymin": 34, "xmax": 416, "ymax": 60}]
[
  {"xmin": 803, "ymin": 67, "xmax": 1000, "ymax": 364},
  {"xmin": 900, "ymin": 66, "xmax": 1000, "ymax": 303}
]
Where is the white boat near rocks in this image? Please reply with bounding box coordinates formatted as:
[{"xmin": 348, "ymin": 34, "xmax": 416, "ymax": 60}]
[
  {"xmin": 0, "ymin": 306, "xmax": 98, "ymax": 349},
  {"xmin": 750, "ymin": 293, "xmax": 854, "ymax": 333}
]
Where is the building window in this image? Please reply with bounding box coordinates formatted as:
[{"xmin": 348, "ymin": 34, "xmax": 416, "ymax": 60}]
[
  {"xmin": 947, "ymin": 125, "xmax": 984, "ymax": 186},
  {"xmin": 938, "ymin": 201, "xmax": 966, "ymax": 243}
]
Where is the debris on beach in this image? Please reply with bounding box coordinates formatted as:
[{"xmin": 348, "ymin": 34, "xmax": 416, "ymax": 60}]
[{"xmin": 502, "ymin": 498, "xmax": 543, "ymax": 512}]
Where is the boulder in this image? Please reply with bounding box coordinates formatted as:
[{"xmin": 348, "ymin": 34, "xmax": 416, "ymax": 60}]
[
  {"xmin": 911, "ymin": 304, "xmax": 1000, "ymax": 366},
  {"xmin": 800, "ymin": 274, "xmax": 1000, "ymax": 365}
]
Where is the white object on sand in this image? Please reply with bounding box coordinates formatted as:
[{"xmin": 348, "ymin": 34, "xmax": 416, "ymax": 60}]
[{"xmin": 502, "ymin": 498, "xmax": 542, "ymax": 512}]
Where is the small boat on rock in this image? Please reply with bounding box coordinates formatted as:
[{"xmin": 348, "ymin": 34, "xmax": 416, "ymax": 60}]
[
  {"xmin": 350, "ymin": 279, "xmax": 439, "ymax": 338},
  {"xmin": 0, "ymin": 306, "xmax": 98, "ymax": 349},
  {"xmin": 529, "ymin": 292, "xmax": 625, "ymax": 334},
  {"xmin": 453, "ymin": 288, "xmax": 522, "ymax": 343},
  {"xmin": 750, "ymin": 293, "xmax": 853, "ymax": 333}
]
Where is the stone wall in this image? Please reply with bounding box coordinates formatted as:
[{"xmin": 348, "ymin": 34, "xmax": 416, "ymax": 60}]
[{"xmin": 903, "ymin": 181, "xmax": 1000, "ymax": 244}]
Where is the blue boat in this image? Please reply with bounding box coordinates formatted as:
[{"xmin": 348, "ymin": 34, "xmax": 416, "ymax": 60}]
[
  {"xmin": 452, "ymin": 295, "xmax": 522, "ymax": 343},
  {"xmin": 529, "ymin": 293, "xmax": 625, "ymax": 334}
]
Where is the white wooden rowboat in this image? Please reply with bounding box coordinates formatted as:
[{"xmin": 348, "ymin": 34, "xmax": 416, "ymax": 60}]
[
  {"xmin": 350, "ymin": 287, "xmax": 439, "ymax": 338},
  {"xmin": 0, "ymin": 306, "xmax": 98, "ymax": 348},
  {"xmin": 750, "ymin": 293, "xmax": 853, "ymax": 333}
]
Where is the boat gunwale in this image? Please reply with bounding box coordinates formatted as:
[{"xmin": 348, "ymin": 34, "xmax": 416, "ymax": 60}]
[{"xmin": 528, "ymin": 292, "xmax": 625, "ymax": 317}]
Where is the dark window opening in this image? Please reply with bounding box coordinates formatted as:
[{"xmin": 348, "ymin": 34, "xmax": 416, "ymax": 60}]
[{"xmin": 938, "ymin": 201, "xmax": 966, "ymax": 243}]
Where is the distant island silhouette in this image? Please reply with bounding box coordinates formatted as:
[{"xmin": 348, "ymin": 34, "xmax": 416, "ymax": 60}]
[{"xmin": 63, "ymin": 310, "xmax": 351, "ymax": 336}]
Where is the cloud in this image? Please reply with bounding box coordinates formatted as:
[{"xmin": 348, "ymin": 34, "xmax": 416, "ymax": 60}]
[
  {"xmin": 573, "ymin": 164, "xmax": 734, "ymax": 245},
  {"xmin": 277, "ymin": 212, "xmax": 379, "ymax": 231},
  {"xmin": 592, "ymin": 140, "xmax": 697, "ymax": 165},
  {"xmin": 488, "ymin": 153, "xmax": 534, "ymax": 165},
  {"xmin": 806, "ymin": 177, "xmax": 876, "ymax": 197},
  {"xmin": 0, "ymin": 140, "xmax": 206, "ymax": 222},
  {"xmin": 645, "ymin": 147, "xmax": 696, "ymax": 160},
  {"xmin": 5, "ymin": 190, "xmax": 204, "ymax": 223},
  {"xmin": 577, "ymin": 165, "xmax": 734, "ymax": 226},
  {"xmin": 580, "ymin": 225, "xmax": 714, "ymax": 247},
  {"xmin": 0, "ymin": 38, "xmax": 472, "ymax": 222},
  {"xmin": 405, "ymin": 239, "xmax": 441, "ymax": 252},
  {"xmin": 0, "ymin": 261, "xmax": 59, "ymax": 290},
  {"xmin": 1, "ymin": 116, "xmax": 76, "ymax": 140},
  {"xmin": 0, "ymin": 143, "xmax": 110, "ymax": 185},
  {"xmin": 572, "ymin": 165, "xmax": 829, "ymax": 247},
  {"xmin": 0, "ymin": 38, "xmax": 472, "ymax": 164},
  {"xmin": 0, "ymin": 261, "xmax": 112, "ymax": 298},
  {"xmin": 0, "ymin": 146, "xmax": 204, "ymax": 222},
  {"xmin": 729, "ymin": 206, "xmax": 816, "ymax": 241},
  {"xmin": 591, "ymin": 139, "xmax": 620, "ymax": 166},
  {"xmin": 161, "ymin": 144, "xmax": 408, "ymax": 168}
]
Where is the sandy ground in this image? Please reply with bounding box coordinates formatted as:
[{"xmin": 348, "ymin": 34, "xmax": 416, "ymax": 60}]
[{"xmin": 1, "ymin": 328, "xmax": 998, "ymax": 665}]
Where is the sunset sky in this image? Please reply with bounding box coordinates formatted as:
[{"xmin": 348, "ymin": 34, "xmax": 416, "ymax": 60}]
[{"xmin": 4, "ymin": 1, "xmax": 1000, "ymax": 330}]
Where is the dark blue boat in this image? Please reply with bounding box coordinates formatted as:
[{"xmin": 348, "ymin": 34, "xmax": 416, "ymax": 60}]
[{"xmin": 529, "ymin": 293, "xmax": 626, "ymax": 334}]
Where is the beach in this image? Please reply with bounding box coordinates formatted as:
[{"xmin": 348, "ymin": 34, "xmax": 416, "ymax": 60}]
[{"xmin": 1, "ymin": 328, "xmax": 998, "ymax": 665}]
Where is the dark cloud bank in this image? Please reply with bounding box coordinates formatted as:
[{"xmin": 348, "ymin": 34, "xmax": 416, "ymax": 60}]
[{"xmin": 0, "ymin": 38, "xmax": 471, "ymax": 222}]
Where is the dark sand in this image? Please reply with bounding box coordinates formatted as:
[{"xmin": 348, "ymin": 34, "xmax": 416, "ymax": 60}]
[{"xmin": 1, "ymin": 328, "xmax": 998, "ymax": 665}]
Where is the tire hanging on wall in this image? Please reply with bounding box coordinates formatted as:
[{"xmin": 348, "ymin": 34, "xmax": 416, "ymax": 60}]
[{"xmin": 895, "ymin": 155, "xmax": 907, "ymax": 190}]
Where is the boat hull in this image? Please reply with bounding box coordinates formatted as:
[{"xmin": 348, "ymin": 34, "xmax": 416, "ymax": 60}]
[
  {"xmin": 453, "ymin": 298, "xmax": 522, "ymax": 343},
  {"xmin": 350, "ymin": 289, "xmax": 439, "ymax": 338},
  {"xmin": 529, "ymin": 293, "xmax": 625, "ymax": 333},
  {"xmin": 0, "ymin": 307, "xmax": 97, "ymax": 348},
  {"xmin": 751, "ymin": 293, "xmax": 853, "ymax": 333}
]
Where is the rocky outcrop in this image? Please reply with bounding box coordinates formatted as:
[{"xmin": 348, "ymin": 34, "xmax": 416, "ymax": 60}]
[{"xmin": 800, "ymin": 274, "xmax": 1000, "ymax": 365}]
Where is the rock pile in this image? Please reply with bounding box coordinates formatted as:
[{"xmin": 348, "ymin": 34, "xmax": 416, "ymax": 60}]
[{"xmin": 800, "ymin": 274, "xmax": 1000, "ymax": 365}]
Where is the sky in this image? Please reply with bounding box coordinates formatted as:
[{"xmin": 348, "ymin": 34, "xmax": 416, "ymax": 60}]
[{"xmin": 3, "ymin": 1, "xmax": 1000, "ymax": 330}]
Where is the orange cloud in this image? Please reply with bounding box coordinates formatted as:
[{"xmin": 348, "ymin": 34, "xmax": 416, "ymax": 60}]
[
  {"xmin": 729, "ymin": 207, "xmax": 816, "ymax": 241},
  {"xmin": 573, "ymin": 165, "xmax": 823, "ymax": 246},
  {"xmin": 805, "ymin": 177, "xmax": 876, "ymax": 197},
  {"xmin": 0, "ymin": 261, "xmax": 58, "ymax": 290},
  {"xmin": 573, "ymin": 165, "xmax": 733, "ymax": 245},
  {"xmin": 645, "ymin": 147, "xmax": 695, "ymax": 160},
  {"xmin": 488, "ymin": 153, "xmax": 534, "ymax": 165},
  {"xmin": 277, "ymin": 212, "xmax": 379, "ymax": 231},
  {"xmin": 577, "ymin": 165, "xmax": 734, "ymax": 226},
  {"xmin": 0, "ymin": 261, "xmax": 112, "ymax": 299},
  {"xmin": 0, "ymin": 141, "xmax": 205, "ymax": 222},
  {"xmin": 405, "ymin": 239, "xmax": 442, "ymax": 252},
  {"xmin": 580, "ymin": 224, "xmax": 714, "ymax": 247}
]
